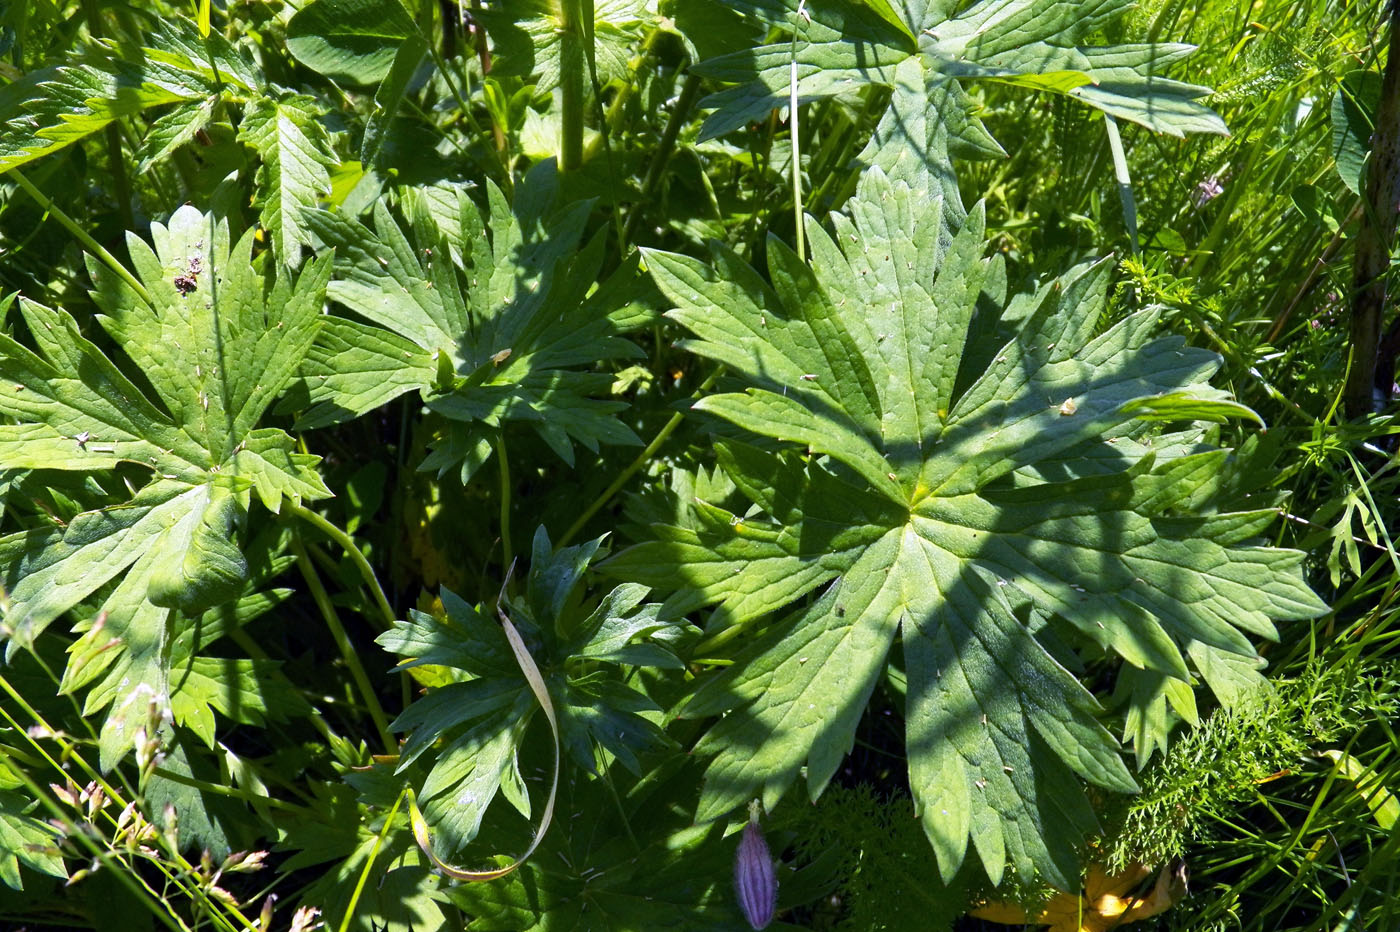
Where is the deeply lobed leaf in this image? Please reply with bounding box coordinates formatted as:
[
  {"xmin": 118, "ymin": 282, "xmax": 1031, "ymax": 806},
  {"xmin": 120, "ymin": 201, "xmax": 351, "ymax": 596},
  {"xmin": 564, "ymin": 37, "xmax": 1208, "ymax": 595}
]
[
  {"xmin": 289, "ymin": 160, "xmax": 643, "ymax": 480},
  {"xmin": 613, "ymin": 170, "xmax": 1326, "ymax": 886},
  {"xmin": 0, "ymin": 206, "xmax": 330, "ymax": 767}
]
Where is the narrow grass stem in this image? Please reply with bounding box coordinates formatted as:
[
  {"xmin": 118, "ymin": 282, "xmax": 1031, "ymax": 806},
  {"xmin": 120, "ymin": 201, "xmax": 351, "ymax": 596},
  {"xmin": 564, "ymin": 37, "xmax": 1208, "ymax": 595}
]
[
  {"xmin": 287, "ymin": 501, "xmax": 397, "ymax": 628},
  {"xmin": 497, "ymin": 431, "xmax": 514, "ymax": 566},
  {"xmin": 291, "ymin": 534, "xmax": 396, "ymax": 753},
  {"xmin": 10, "ymin": 168, "xmax": 151, "ymax": 304},
  {"xmin": 559, "ymin": 366, "xmax": 724, "ymax": 547},
  {"xmin": 340, "ymin": 785, "xmax": 408, "ymax": 932},
  {"xmin": 0, "ymin": 674, "xmax": 257, "ymax": 931}
]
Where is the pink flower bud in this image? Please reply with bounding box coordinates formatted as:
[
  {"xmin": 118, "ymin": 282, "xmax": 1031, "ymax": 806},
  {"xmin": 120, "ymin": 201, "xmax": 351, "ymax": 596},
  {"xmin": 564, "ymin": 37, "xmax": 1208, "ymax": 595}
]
[{"xmin": 734, "ymin": 820, "xmax": 776, "ymax": 930}]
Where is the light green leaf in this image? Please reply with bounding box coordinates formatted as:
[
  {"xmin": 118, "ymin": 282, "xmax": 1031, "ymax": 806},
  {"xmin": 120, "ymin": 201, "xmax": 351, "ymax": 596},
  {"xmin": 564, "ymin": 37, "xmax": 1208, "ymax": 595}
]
[
  {"xmin": 286, "ymin": 0, "xmax": 418, "ymax": 85},
  {"xmin": 476, "ymin": 0, "xmax": 658, "ymax": 94},
  {"xmin": 1121, "ymin": 390, "xmax": 1265, "ymax": 426},
  {"xmin": 1331, "ymin": 70, "xmax": 1381, "ymax": 196},
  {"xmin": 136, "ymin": 96, "xmax": 218, "ymax": 173},
  {"xmin": 615, "ymin": 171, "xmax": 1326, "ymax": 886},
  {"xmin": 237, "ymin": 94, "xmax": 340, "ymax": 265},
  {"xmin": 361, "ymin": 34, "xmax": 428, "ymax": 165},
  {"xmin": 0, "ymin": 206, "xmax": 331, "ymax": 765}
]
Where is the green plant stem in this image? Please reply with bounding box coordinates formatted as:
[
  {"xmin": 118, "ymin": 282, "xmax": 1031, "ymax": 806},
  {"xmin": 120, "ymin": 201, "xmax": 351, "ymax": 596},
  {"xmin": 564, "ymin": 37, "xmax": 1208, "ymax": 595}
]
[
  {"xmin": 621, "ymin": 73, "xmax": 702, "ymax": 251},
  {"xmin": 150, "ymin": 766, "xmax": 305, "ymax": 812},
  {"xmin": 287, "ymin": 501, "xmax": 397, "ymax": 628},
  {"xmin": 558, "ymin": 0, "xmax": 587, "ymax": 171},
  {"xmin": 559, "ymin": 366, "xmax": 724, "ymax": 547},
  {"xmin": 582, "ymin": 26, "xmax": 664, "ymax": 164},
  {"xmin": 0, "ymin": 673, "xmax": 258, "ymax": 932},
  {"xmin": 291, "ymin": 534, "xmax": 396, "ymax": 753},
  {"xmin": 340, "ymin": 785, "xmax": 408, "ymax": 932},
  {"xmin": 421, "ymin": 27, "xmax": 504, "ymax": 185},
  {"xmin": 0, "ymin": 696, "xmax": 187, "ymax": 931},
  {"xmin": 9, "ymin": 168, "xmax": 151, "ymax": 304},
  {"xmin": 497, "ymin": 432, "xmax": 514, "ymax": 567},
  {"xmin": 790, "ymin": 6, "xmax": 806, "ymax": 262}
]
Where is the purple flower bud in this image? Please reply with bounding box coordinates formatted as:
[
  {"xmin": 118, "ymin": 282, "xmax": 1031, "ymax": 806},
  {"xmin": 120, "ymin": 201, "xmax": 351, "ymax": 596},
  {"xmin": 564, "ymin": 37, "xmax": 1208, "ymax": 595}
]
[
  {"xmin": 734, "ymin": 820, "xmax": 776, "ymax": 930},
  {"xmin": 1192, "ymin": 175, "xmax": 1224, "ymax": 208}
]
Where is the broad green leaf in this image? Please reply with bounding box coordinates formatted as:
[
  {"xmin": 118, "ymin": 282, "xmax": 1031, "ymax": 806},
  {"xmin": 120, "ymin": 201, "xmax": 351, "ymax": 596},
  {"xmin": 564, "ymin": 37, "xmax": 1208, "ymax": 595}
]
[
  {"xmin": 613, "ymin": 171, "xmax": 1326, "ymax": 887},
  {"xmin": 0, "ymin": 206, "xmax": 331, "ymax": 766},
  {"xmin": 136, "ymin": 96, "xmax": 218, "ymax": 173},
  {"xmin": 689, "ymin": 0, "xmax": 1227, "ymax": 219},
  {"xmin": 378, "ymin": 528, "xmax": 686, "ymax": 854},
  {"xmin": 291, "ymin": 160, "xmax": 643, "ymax": 479},
  {"xmin": 0, "ymin": 791, "xmax": 66, "ymax": 890},
  {"xmin": 286, "ymin": 0, "xmax": 418, "ymax": 85},
  {"xmin": 237, "ymin": 94, "xmax": 340, "ymax": 265}
]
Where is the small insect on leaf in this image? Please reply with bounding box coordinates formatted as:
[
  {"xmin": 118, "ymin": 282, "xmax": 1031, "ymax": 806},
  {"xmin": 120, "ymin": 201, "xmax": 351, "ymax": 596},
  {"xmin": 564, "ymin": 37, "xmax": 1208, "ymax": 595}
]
[
  {"xmin": 1059, "ymin": 397, "xmax": 1079, "ymax": 416},
  {"xmin": 491, "ymin": 348, "xmax": 512, "ymax": 366}
]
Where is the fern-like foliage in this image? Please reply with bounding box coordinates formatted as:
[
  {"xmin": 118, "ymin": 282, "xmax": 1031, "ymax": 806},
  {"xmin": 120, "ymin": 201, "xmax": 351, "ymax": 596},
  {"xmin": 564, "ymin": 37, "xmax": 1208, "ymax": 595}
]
[
  {"xmin": 609, "ymin": 171, "xmax": 1326, "ymax": 887},
  {"xmin": 292, "ymin": 161, "xmax": 644, "ymax": 481},
  {"xmin": 0, "ymin": 207, "xmax": 331, "ymax": 767}
]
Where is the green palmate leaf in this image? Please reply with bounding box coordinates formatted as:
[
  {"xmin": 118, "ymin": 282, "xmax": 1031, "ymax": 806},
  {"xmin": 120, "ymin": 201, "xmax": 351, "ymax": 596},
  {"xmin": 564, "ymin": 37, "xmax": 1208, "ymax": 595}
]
[
  {"xmin": 378, "ymin": 527, "xmax": 686, "ymax": 855},
  {"xmin": 0, "ymin": 21, "xmax": 257, "ymax": 175},
  {"xmin": 0, "ymin": 206, "xmax": 331, "ymax": 768},
  {"xmin": 689, "ymin": 0, "xmax": 1227, "ymax": 220},
  {"xmin": 611, "ymin": 171, "xmax": 1326, "ymax": 887},
  {"xmin": 237, "ymin": 94, "xmax": 340, "ymax": 266},
  {"xmin": 290, "ymin": 160, "xmax": 643, "ymax": 479}
]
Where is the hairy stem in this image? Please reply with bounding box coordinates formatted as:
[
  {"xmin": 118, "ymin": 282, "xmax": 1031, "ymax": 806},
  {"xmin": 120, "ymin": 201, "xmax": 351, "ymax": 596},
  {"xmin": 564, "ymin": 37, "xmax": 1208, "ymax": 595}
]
[{"xmin": 557, "ymin": 0, "xmax": 588, "ymax": 171}]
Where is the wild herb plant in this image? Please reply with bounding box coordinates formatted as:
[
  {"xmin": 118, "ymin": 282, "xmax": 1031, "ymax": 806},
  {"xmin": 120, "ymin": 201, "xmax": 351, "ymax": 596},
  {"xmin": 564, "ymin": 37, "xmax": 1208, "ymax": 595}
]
[{"xmin": 0, "ymin": 0, "xmax": 1391, "ymax": 929}]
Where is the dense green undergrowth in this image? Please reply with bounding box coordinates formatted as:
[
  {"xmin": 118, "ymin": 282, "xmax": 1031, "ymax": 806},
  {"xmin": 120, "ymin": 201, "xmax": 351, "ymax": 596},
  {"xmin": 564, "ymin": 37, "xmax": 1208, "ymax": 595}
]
[{"xmin": 0, "ymin": 0, "xmax": 1396, "ymax": 929}]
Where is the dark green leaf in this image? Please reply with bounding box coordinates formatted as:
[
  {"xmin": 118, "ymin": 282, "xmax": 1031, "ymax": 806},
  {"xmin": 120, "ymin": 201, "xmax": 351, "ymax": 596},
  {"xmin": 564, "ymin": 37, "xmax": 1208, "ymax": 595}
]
[{"xmin": 616, "ymin": 172, "xmax": 1326, "ymax": 886}]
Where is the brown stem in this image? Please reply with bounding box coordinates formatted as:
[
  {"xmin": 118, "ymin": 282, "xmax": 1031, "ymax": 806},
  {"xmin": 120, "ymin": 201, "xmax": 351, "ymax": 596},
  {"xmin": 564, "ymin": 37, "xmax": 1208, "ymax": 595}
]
[{"xmin": 1345, "ymin": 1, "xmax": 1400, "ymax": 418}]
